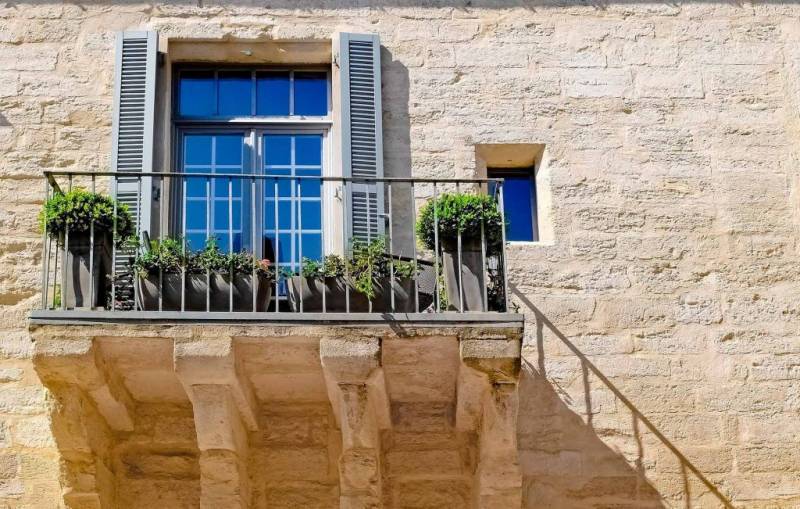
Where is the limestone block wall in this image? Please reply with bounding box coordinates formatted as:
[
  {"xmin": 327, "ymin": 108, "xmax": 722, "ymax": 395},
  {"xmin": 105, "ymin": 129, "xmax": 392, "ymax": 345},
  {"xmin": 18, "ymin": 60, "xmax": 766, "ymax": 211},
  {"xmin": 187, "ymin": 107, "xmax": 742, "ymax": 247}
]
[{"xmin": 0, "ymin": 1, "xmax": 799, "ymax": 507}]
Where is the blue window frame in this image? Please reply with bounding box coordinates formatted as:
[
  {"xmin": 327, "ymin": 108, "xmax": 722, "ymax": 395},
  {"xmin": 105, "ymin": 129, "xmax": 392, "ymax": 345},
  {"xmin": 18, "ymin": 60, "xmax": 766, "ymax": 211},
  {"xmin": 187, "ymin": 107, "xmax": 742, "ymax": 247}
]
[
  {"xmin": 174, "ymin": 66, "xmax": 330, "ymax": 307},
  {"xmin": 489, "ymin": 168, "xmax": 538, "ymax": 242},
  {"xmin": 262, "ymin": 133, "xmax": 324, "ymax": 281},
  {"xmin": 181, "ymin": 133, "xmax": 249, "ymax": 253},
  {"xmin": 176, "ymin": 69, "xmax": 330, "ymax": 118}
]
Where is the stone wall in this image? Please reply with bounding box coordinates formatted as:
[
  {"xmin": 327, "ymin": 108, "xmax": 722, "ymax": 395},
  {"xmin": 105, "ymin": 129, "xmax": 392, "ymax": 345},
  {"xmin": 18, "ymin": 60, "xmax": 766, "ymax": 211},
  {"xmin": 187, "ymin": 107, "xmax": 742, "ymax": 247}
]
[{"xmin": 1, "ymin": 1, "xmax": 800, "ymax": 507}]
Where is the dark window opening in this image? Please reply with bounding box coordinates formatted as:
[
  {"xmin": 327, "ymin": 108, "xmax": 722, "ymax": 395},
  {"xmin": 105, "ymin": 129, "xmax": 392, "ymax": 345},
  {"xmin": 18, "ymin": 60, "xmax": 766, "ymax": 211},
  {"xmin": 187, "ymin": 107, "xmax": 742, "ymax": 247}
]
[{"xmin": 489, "ymin": 168, "xmax": 538, "ymax": 242}]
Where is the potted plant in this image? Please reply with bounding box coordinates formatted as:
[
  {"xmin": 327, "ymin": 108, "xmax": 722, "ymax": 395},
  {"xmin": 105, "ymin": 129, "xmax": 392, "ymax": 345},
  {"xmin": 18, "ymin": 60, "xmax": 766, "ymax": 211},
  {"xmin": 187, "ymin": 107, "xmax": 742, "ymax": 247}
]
[
  {"xmin": 195, "ymin": 238, "xmax": 273, "ymax": 312},
  {"xmin": 286, "ymin": 237, "xmax": 432, "ymax": 313},
  {"xmin": 286, "ymin": 254, "xmax": 348, "ymax": 312},
  {"xmin": 132, "ymin": 237, "xmax": 196, "ymax": 311},
  {"xmin": 40, "ymin": 189, "xmax": 134, "ymax": 309},
  {"xmin": 415, "ymin": 192, "xmax": 503, "ymax": 311}
]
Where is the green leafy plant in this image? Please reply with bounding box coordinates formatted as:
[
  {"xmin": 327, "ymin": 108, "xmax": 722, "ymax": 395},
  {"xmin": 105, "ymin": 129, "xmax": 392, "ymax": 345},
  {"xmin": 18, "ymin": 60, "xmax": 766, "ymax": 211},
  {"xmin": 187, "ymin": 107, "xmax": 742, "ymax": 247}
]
[
  {"xmin": 40, "ymin": 188, "xmax": 134, "ymax": 246},
  {"xmin": 131, "ymin": 236, "xmax": 274, "ymax": 280},
  {"xmin": 297, "ymin": 255, "xmax": 347, "ymax": 279},
  {"xmin": 131, "ymin": 237, "xmax": 186, "ymax": 277},
  {"xmin": 347, "ymin": 237, "xmax": 387, "ymax": 300},
  {"xmin": 415, "ymin": 192, "xmax": 503, "ymax": 253}
]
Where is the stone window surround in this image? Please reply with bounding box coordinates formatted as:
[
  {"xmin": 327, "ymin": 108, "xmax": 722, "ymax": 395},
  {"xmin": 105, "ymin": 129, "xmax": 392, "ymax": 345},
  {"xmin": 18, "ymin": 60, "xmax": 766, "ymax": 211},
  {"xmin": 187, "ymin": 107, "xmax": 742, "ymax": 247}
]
[{"xmin": 475, "ymin": 143, "xmax": 554, "ymax": 245}]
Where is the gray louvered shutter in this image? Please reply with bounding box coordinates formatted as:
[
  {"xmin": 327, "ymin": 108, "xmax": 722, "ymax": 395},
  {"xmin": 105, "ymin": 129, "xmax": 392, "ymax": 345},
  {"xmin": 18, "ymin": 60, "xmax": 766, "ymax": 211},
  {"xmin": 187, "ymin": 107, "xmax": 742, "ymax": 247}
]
[
  {"xmin": 111, "ymin": 30, "xmax": 157, "ymax": 307},
  {"xmin": 338, "ymin": 33, "xmax": 384, "ymax": 244}
]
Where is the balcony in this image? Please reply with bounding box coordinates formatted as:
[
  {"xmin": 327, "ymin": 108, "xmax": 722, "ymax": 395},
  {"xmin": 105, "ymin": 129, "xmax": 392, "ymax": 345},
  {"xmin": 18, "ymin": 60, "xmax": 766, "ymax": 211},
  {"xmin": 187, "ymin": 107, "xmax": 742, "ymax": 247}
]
[
  {"xmin": 29, "ymin": 171, "xmax": 524, "ymax": 508},
  {"xmin": 31, "ymin": 170, "xmax": 519, "ymax": 325}
]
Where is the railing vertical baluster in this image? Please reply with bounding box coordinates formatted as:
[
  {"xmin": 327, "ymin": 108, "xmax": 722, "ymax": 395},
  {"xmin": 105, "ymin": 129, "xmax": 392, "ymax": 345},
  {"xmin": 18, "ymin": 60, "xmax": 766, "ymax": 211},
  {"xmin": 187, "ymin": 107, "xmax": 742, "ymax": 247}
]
[
  {"xmin": 111, "ymin": 176, "xmax": 117, "ymax": 311},
  {"xmin": 181, "ymin": 176, "xmax": 187, "ymax": 312},
  {"xmin": 228, "ymin": 176, "xmax": 233, "ymax": 313},
  {"xmin": 89, "ymin": 175, "xmax": 95, "ymax": 310},
  {"xmin": 52, "ymin": 234, "xmax": 59, "ymax": 310},
  {"xmin": 157, "ymin": 176, "xmax": 162, "ymax": 312},
  {"xmin": 433, "ymin": 182, "xmax": 440, "ymax": 313},
  {"xmin": 387, "ymin": 181, "xmax": 394, "ymax": 313},
  {"xmin": 320, "ymin": 178, "xmax": 326, "ymax": 314},
  {"xmin": 206, "ymin": 176, "xmax": 211, "ymax": 312},
  {"xmin": 409, "ymin": 182, "xmax": 419, "ymax": 313},
  {"xmin": 136, "ymin": 175, "xmax": 142, "ymax": 312},
  {"xmin": 61, "ymin": 175, "xmax": 71, "ymax": 310},
  {"xmin": 40, "ymin": 177, "xmax": 49, "ymax": 309},
  {"xmin": 274, "ymin": 178, "xmax": 280, "ymax": 313},
  {"xmin": 297, "ymin": 178, "xmax": 304, "ymax": 314},
  {"xmin": 498, "ymin": 180, "xmax": 509, "ymax": 312},
  {"xmin": 367, "ymin": 182, "xmax": 372, "ymax": 313},
  {"xmin": 456, "ymin": 182, "xmax": 463, "ymax": 314},
  {"xmin": 344, "ymin": 180, "xmax": 350, "ymax": 314},
  {"xmin": 480, "ymin": 189, "xmax": 488, "ymax": 313},
  {"xmin": 251, "ymin": 176, "xmax": 257, "ymax": 313}
]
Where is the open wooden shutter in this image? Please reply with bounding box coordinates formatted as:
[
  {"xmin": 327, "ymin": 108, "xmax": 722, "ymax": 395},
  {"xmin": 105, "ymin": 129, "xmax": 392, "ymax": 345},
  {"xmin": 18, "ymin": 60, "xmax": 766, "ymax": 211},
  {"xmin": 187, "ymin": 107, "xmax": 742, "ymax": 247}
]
[
  {"xmin": 337, "ymin": 32, "xmax": 384, "ymax": 244},
  {"xmin": 111, "ymin": 30, "xmax": 157, "ymax": 307},
  {"xmin": 111, "ymin": 30, "xmax": 157, "ymax": 231}
]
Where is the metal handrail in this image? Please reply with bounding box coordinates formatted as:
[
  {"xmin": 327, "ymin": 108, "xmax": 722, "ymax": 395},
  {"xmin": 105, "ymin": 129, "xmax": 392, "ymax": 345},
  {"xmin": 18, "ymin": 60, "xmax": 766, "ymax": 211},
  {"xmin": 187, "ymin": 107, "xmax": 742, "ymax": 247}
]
[{"xmin": 39, "ymin": 171, "xmax": 509, "ymax": 315}]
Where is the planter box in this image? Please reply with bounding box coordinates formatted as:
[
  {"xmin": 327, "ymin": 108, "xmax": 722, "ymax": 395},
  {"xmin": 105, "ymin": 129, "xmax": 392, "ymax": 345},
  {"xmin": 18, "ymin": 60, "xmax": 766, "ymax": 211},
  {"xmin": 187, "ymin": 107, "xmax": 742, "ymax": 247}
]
[
  {"xmin": 287, "ymin": 276, "xmax": 432, "ymax": 313},
  {"xmin": 137, "ymin": 273, "xmax": 272, "ymax": 312},
  {"xmin": 62, "ymin": 231, "xmax": 112, "ymax": 309},
  {"xmin": 209, "ymin": 273, "xmax": 272, "ymax": 312},
  {"xmin": 442, "ymin": 238, "xmax": 486, "ymax": 312}
]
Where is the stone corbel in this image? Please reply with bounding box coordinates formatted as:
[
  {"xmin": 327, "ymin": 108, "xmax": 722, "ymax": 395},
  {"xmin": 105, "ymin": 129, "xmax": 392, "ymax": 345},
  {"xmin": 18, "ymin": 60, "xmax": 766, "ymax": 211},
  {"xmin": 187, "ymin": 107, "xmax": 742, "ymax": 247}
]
[
  {"xmin": 456, "ymin": 338, "xmax": 523, "ymax": 509},
  {"xmin": 33, "ymin": 337, "xmax": 125, "ymax": 508},
  {"xmin": 33, "ymin": 337, "xmax": 135, "ymax": 432},
  {"xmin": 320, "ymin": 337, "xmax": 390, "ymax": 509},
  {"xmin": 174, "ymin": 337, "xmax": 257, "ymax": 509}
]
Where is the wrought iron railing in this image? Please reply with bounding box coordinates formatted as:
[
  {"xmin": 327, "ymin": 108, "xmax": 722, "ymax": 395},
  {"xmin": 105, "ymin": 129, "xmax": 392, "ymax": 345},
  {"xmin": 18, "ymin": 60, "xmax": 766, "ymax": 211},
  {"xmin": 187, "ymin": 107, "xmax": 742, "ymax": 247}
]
[{"xmin": 39, "ymin": 171, "xmax": 509, "ymax": 315}]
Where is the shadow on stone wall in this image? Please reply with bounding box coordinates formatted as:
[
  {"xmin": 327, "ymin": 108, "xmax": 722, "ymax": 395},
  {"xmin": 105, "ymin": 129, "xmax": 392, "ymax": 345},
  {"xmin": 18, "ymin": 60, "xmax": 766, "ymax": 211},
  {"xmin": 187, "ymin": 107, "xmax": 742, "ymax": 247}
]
[{"xmin": 512, "ymin": 287, "xmax": 736, "ymax": 508}]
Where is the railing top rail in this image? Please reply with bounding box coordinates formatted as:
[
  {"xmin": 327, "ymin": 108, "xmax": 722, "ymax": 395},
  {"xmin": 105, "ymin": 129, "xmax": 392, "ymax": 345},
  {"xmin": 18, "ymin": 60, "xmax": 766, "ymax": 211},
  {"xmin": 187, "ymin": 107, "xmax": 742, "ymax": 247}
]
[{"xmin": 41, "ymin": 170, "xmax": 505, "ymax": 184}]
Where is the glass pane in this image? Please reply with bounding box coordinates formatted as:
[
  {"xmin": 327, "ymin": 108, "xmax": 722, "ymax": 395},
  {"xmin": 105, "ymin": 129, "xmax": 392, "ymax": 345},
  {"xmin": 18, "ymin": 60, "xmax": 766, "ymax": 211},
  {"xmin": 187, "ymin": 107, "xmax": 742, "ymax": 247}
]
[
  {"xmin": 293, "ymin": 72, "xmax": 328, "ymax": 116},
  {"xmin": 298, "ymin": 233, "xmax": 322, "ymax": 261},
  {"xmin": 185, "ymin": 176, "xmax": 206, "ymax": 197},
  {"xmin": 218, "ymin": 71, "xmax": 252, "ymax": 116},
  {"xmin": 299, "ymin": 178, "xmax": 321, "ymax": 198},
  {"xmin": 263, "ymin": 135, "xmax": 291, "ymax": 166},
  {"xmin": 256, "ymin": 72, "xmax": 290, "ymax": 116},
  {"xmin": 298, "ymin": 201, "xmax": 321, "ymax": 230},
  {"xmin": 264, "ymin": 200, "xmax": 292, "ymax": 230},
  {"xmin": 295, "ymin": 135, "xmax": 322, "ymax": 166},
  {"xmin": 179, "ymin": 71, "xmax": 215, "ymax": 117},
  {"xmin": 184, "ymin": 135, "xmax": 212, "ymax": 165},
  {"xmin": 213, "ymin": 201, "xmax": 241, "ymax": 231},
  {"xmin": 266, "ymin": 233, "xmax": 292, "ymax": 264},
  {"xmin": 263, "ymin": 178, "xmax": 291, "ymax": 196},
  {"xmin": 501, "ymin": 175, "xmax": 535, "ymax": 242},
  {"xmin": 185, "ymin": 201, "xmax": 207, "ymax": 230},
  {"xmin": 186, "ymin": 233, "xmax": 207, "ymax": 252},
  {"xmin": 214, "ymin": 179, "xmax": 243, "ymax": 198},
  {"xmin": 216, "ymin": 135, "xmax": 244, "ymax": 166}
]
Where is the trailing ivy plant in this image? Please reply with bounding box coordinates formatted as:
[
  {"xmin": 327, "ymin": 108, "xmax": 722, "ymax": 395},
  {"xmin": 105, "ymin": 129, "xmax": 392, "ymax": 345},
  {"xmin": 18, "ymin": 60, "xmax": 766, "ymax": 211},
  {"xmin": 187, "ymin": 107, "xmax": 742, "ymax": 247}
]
[
  {"xmin": 415, "ymin": 192, "xmax": 503, "ymax": 253},
  {"xmin": 347, "ymin": 237, "xmax": 387, "ymax": 301},
  {"xmin": 40, "ymin": 189, "xmax": 134, "ymax": 246}
]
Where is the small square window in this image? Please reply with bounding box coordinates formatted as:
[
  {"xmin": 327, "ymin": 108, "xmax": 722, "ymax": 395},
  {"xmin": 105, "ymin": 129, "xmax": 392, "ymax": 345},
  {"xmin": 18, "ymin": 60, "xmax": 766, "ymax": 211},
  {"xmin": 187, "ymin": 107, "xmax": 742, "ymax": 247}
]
[{"xmin": 489, "ymin": 168, "xmax": 538, "ymax": 242}]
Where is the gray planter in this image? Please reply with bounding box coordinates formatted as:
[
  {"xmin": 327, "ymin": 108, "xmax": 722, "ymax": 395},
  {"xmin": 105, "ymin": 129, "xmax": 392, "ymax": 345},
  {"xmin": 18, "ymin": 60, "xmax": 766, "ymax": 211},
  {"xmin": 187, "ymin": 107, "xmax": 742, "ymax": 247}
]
[
  {"xmin": 62, "ymin": 232, "xmax": 112, "ymax": 309},
  {"xmin": 287, "ymin": 276, "xmax": 432, "ymax": 313},
  {"xmin": 442, "ymin": 238, "xmax": 486, "ymax": 312},
  {"xmin": 138, "ymin": 273, "xmax": 272, "ymax": 312},
  {"xmin": 137, "ymin": 273, "xmax": 207, "ymax": 311},
  {"xmin": 209, "ymin": 273, "xmax": 273, "ymax": 312}
]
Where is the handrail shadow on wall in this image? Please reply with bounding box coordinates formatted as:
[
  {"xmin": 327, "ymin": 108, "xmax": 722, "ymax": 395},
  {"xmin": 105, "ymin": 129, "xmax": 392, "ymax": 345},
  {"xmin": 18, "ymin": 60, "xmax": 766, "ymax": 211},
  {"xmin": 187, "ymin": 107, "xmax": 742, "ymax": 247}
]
[{"xmin": 511, "ymin": 286, "xmax": 736, "ymax": 509}]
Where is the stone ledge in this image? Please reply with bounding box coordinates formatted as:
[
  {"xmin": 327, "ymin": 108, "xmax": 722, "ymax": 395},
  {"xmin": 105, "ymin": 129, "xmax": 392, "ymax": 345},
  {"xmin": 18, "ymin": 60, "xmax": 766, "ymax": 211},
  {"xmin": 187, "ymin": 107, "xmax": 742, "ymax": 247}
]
[{"xmin": 29, "ymin": 310, "xmax": 524, "ymax": 327}]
